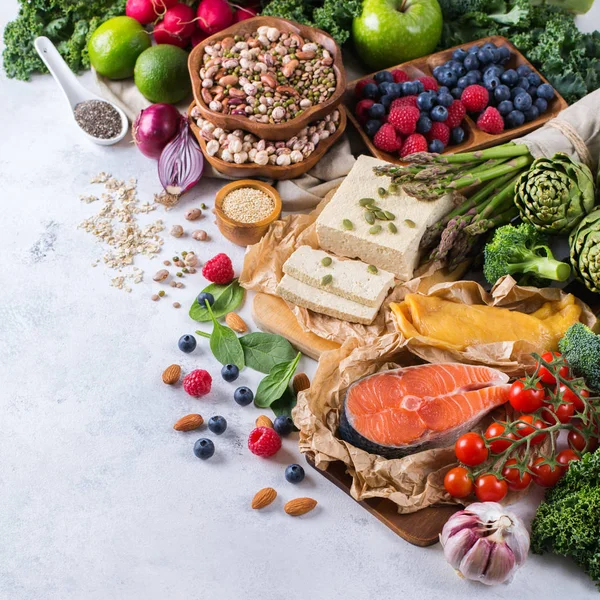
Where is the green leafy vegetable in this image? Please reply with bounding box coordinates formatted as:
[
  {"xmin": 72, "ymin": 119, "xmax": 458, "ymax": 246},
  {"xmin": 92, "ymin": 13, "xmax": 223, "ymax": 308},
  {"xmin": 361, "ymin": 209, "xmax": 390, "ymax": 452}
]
[
  {"xmin": 240, "ymin": 332, "xmax": 297, "ymax": 374},
  {"xmin": 255, "ymin": 353, "xmax": 301, "ymax": 408},
  {"xmin": 559, "ymin": 323, "xmax": 600, "ymax": 391},
  {"xmin": 270, "ymin": 386, "xmax": 298, "ymax": 418},
  {"xmin": 199, "ymin": 302, "xmax": 244, "ymax": 370},
  {"xmin": 189, "ymin": 279, "xmax": 245, "ymax": 322}
]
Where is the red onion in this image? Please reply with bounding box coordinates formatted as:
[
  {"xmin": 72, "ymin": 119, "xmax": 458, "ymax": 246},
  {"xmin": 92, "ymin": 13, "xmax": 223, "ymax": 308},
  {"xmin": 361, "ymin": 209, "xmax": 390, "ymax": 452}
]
[
  {"xmin": 133, "ymin": 104, "xmax": 181, "ymax": 159},
  {"xmin": 158, "ymin": 119, "xmax": 204, "ymax": 196}
]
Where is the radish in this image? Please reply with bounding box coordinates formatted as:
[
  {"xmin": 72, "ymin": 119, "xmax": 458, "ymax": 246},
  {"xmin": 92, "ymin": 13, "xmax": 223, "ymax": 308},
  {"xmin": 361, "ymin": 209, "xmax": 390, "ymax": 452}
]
[
  {"xmin": 152, "ymin": 0, "xmax": 178, "ymax": 12},
  {"xmin": 163, "ymin": 4, "xmax": 197, "ymax": 39},
  {"xmin": 233, "ymin": 6, "xmax": 257, "ymax": 23},
  {"xmin": 191, "ymin": 30, "xmax": 208, "ymax": 48},
  {"xmin": 196, "ymin": 0, "xmax": 233, "ymax": 35},
  {"xmin": 126, "ymin": 0, "xmax": 159, "ymax": 25},
  {"xmin": 153, "ymin": 20, "xmax": 190, "ymax": 48}
]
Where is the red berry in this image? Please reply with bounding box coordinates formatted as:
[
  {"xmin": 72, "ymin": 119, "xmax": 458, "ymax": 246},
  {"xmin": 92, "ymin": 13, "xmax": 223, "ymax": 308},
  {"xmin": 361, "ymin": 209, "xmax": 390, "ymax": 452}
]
[
  {"xmin": 461, "ymin": 85, "xmax": 489, "ymax": 112},
  {"xmin": 183, "ymin": 369, "xmax": 212, "ymax": 397},
  {"xmin": 355, "ymin": 78, "xmax": 376, "ymax": 98},
  {"xmin": 391, "ymin": 69, "xmax": 409, "ymax": 83},
  {"xmin": 355, "ymin": 99, "xmax": 375, "ymax": 124},
  {"xmin": 477, "ymin": 106, "xmax": 505, "ymax": 134},
  {"xmin": 388, "ymin": 106, "xmax": 420, "ymax": 135},
  {"xmin": 446, "ymin": 100, "xmax": 466, "ymax": 128},
  {"xmin": 373, "ymin": 123, "xmax": 401, "ymax": 153},
  {"xmin": 426, "ymin": 122, "xmax": 450, "ymax": 146},
  {"xmin": 248, "ymin": 426, "xmax": 282, "ymax": 457},
  {"xmin": 418, "ymin": 76, "xmax": 438, "ymax": 92},
  {"xmin": 400, "ymin": 133, "xmax": 427, "ymax": 158},
  {"xmin": 202, "ymin": 253, "xmax": 234, "ymax": 284},
  {"xmin": 391, "ymin": 96, "xmax": 417, "ymax": 110}
]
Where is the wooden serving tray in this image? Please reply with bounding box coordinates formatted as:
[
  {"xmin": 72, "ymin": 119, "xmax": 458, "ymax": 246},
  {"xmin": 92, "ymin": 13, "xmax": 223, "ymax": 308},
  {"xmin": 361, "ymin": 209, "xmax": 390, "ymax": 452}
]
[{"xmin": 344, "ymin": 35, "xmax": 569, "ymax": 164}]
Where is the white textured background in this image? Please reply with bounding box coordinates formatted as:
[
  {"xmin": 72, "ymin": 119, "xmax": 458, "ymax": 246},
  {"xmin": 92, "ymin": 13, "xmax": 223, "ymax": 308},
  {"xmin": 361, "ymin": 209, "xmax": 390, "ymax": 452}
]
[{"xmin": 1, "ymin": 1, "xmax": 599, "ymax": 598}]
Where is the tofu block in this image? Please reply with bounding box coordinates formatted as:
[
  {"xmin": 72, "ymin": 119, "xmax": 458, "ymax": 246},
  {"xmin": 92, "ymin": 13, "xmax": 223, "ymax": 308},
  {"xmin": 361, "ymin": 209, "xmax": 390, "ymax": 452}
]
[
  {"xmin": 315, "ymin": 155, "xmax": 455, "ymax": 280},
  {"xmin": 276, "ymin": 274, "xmax": 379, "ymax": 325},
  {"xmin": 282, "ymin": 246, "xmax": 395, "ymax": 308}
]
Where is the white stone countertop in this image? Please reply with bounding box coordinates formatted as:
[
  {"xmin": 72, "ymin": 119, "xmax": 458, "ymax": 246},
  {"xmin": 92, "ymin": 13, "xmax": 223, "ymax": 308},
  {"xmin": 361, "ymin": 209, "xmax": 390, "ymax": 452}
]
[{"xmin": 1, "ymin": 2, "xmax": 599, "ymax": 598}]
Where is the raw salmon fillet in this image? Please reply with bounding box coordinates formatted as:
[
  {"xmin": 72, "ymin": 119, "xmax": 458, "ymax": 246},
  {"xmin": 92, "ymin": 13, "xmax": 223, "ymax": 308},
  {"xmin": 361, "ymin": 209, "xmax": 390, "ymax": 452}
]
[{"xmin": 338, "ymin": 363, "xmax": 510, "ymax": 458}]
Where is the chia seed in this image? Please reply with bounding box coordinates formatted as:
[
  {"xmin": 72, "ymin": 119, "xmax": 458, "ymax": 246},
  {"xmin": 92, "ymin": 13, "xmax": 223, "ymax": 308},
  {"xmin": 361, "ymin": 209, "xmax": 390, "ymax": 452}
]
[{"xmin": 74, "ymin": 100, "xmax": 122, "ymax": 140}]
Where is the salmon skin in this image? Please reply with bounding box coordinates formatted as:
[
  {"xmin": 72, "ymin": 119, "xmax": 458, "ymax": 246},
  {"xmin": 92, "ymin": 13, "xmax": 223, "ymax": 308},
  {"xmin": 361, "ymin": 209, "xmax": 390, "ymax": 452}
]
[{"xmin": 338, "ymin": 363, "xmax": 510, "ymax": 459}]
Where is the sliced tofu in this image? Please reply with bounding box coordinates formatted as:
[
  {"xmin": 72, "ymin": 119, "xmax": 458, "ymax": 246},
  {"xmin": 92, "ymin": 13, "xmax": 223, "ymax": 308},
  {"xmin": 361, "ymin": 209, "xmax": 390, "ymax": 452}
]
[
  {"xmin": 282, "ymin": 246, "xmax": 395, "ymax": 308},
  {"xmin": 276, "ymin": 274, "xmax": 379, "ymax": 325}
]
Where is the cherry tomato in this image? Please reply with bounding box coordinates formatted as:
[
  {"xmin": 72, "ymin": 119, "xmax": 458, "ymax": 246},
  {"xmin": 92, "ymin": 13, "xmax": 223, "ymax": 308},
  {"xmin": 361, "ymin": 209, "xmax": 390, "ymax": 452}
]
[
  {"xmin": 444, "ymin": 466, "xmax": 473, "ymax": 498},
  {"xmin": 455, "ymin": 432, "xmax": 489, "ymax": 466},
  {"xmin": 515, "ymin": 415, "xmax": 547, "ymax": 445},
  {"xmin": 502, "ymin": 458, "xmax": 532, "ymax": 491},
  {"xmin": 508, "ymin": 379, "xmax": 545, "ymax": 412},
  {"xmin": 560, "ymin": 384, "xmax": 589, "ymax": 412},
  {"xmin": 475, "ymin": 474, "xmax": 508, "ymax": 502},
  {"xmin": 542, "ymin": 400, "xmax": 575, "ymax": 425},
  {"xmin": 538, "ymin": 352, "xmax": 570, "ymax": 385},
  {"xmin": 556, "ymin": 449, "xmax": 580, "ymax": 468},
  {"xmin": 484, "ymin": 422, "xmax": 517, "ymax": 454},
  {"xmin": 531, "ymin": 457, "xmax": 565, "ymax": 487},
  {"xmin": 568, "ymin": 428, "xmax": 599, "ymax": 453}
]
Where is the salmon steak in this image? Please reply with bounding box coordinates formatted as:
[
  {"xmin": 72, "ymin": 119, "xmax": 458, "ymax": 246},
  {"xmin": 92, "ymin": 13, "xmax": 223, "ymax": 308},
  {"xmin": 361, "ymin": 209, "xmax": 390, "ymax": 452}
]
[{"xmin": 338, "ymin": 363, "xmax": 510, "ymax": 459}]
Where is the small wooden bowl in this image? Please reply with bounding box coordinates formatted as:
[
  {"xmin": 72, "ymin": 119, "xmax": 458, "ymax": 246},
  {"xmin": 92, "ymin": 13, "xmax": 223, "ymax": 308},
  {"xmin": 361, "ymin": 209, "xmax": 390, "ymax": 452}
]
[
  {"xmin": 189, "ymin": 102, "xmax": 347, "ymax": 180},
  {"xmin": 215, "ymin": 180, "xmax": 282, "ymax": 246},
  {"xmin": 188, "ymin": 16, "xmax": 346, "ymax": 141}
]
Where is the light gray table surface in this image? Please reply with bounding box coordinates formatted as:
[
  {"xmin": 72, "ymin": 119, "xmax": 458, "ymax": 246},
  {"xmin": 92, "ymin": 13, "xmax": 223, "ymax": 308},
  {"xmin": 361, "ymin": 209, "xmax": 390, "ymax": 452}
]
[{"xmin": 1, "ymin": 2, "xmax": 599, "ymax": 598}]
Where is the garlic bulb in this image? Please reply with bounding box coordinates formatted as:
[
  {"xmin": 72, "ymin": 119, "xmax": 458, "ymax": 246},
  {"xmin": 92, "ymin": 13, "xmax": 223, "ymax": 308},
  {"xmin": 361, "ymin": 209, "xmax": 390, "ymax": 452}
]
[{"xmin": 440, "ymin": 502, "xmax": 529, "ymax": 585}]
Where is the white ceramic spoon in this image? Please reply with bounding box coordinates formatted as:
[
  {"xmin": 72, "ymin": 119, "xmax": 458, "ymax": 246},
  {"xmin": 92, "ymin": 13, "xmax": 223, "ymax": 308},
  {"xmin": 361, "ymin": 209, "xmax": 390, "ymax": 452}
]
[{"xmin": 34, "ymin": 36, "xmax": 129, "ymax": 146}]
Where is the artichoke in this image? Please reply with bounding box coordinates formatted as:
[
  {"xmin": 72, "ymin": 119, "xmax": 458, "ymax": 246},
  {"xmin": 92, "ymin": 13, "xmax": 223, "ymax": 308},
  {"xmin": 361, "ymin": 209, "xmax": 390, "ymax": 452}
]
[
  {"xmin": 514, "ymin": 153, "xmax": 595, "ymax": 234},
  {"xmin": 570, "ymin": 207, "xmax": 600, "ymax": 292}
]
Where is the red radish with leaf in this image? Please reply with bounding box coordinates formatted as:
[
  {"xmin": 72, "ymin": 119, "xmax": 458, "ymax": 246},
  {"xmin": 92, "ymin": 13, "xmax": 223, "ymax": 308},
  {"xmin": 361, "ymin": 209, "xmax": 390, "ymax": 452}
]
[
  {"xmin": 126, "ymin": 0, "xmax": 159, "ymax": 25},
  {"xmin": 163, "ymin": 3, "xmax": 197, "ymax": 39},
  {"xmin": 191, "ymin": 30, "xmax": 208, "ymax": 47},
  {"xmin": 153, "ymin": 0, "xmax": 178, "ymax": 12},
  {"xmin": 153, "ymin": 21, "xmax": 189, "ymax": 48},
  {"xmin": 233, "ymin": 6, "xmax": 257, "ymax": 23},
  {"xmin": 196, "ymin": 0, "xmax": 233, "ymax": 35}
]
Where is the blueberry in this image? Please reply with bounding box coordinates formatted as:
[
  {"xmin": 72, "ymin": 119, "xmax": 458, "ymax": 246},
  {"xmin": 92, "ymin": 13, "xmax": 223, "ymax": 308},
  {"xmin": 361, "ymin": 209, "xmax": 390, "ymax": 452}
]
[
  {"xmin": 374, "ymin": 70, "xmax": 393, "ymax": 84},
  {"xmin": 490, "ymin": 48, "xmax": 503, "ymax": 64},
  {"xmin": 516, "ymin": 77, "xmax": 530, "ymax": 91},
  {"xmin": 437, "ymin": 69, "xmax": 457, "ymax": 87},
  {"xmin": 428, "ymin": 139, "xmax": 445, "ymax": 153},
  {"xmin": 513, "ymin": 92, "xmax": 532, "ymax": 111},
  {"xmin": 536, "ymin": 83, "xmax": 555, "ymax": 100},
  {"xmin": 197, "ymin": 292, "xmax": 215, "ymax": 307},
  {"xmin": 364, "ymin": 119, "xmax": 382, "ymax": 138},
  {"xmin": 380, "ymin": 94, "xmax": 393, "ymax": 109},
  {"xmin": 494, "ymin": 85, "xmax": 511, "ymax": 103},
  {"xmin": 193, "ymin": 438, "xmax": 215, "ymax": 460},
  {"xmin": 413, "ymin": 80, "xmax": 425, "ymax": 94},
  {"xmin": 506, "ymin": 109, "xmax": 525, "ymax": 128},
  {"xmin": 465, "ymin": 71, "xmax": 480, "ymax": 85},
  {"xmin": 234, "ymin": 386, "xmax": 253, "ymax": 406},
  {"xmin": 285, "ymin": 464, "xmax": 305, "ymax": 484},
  {"xmin": 449, "ymin": 63, "xmax": 466, "ymax": 78},
  {"xmin": 450, "ymin": 126, "xmax": 465, "ymax": 145},
  {"xmin": 450, "ymin": 87, "xmax": 463, "ymax": 99},
  {"xmin": 477, "ymin": 48, "xmax": 494, "ymax": 65},
  {"xmin": 378, "ymin": 82, "xmax": 393, "ymax": 96},
  {"xmin": 452, "ymin": 48, "xmax": 468, "ymax": 62},
  {"xmin": 273, "ymin": 415, "xmax": 294, "ymax": 436},
  {"xmin": 368, "ymin": 103, "xmax": 386, "ymax": 119},
  {"xmin": 401, "ymin": 81, "xmax": 417, "ymax": 96},
  {"xmin": 457, "ymin": 76, "xmax": 469, "ymax": 89},
  {"xmin": 390, "ymin": 82, "xmax": 403, "ymax": 97},
  {"xmin": 416, "ymin": 114, "xmax": 432, "ymax": 134},
  {"xmin": 463, "ymin": 55, "xmax": 479, "ymax": 71},
  {"xmin": 511, "ymin": 86, "xmax": 526, "ymax": 99},
  {"xmin": 430, "ymin": 105, "xmax": 448, "ymax": 122},
  {"xmin": 517, "ymin": 64, "xmax": 532, "ymax": 77},
  {"xmin": 437, "ymin": 92, "xmax": 454, "ymax": 107},
  {"xmin": 417, "ymin": 92, "xmax": 435, "ymax": 111},
  {"xmin": 221, "ymin": 364, "xmax": 239, "ymax": 382},
  {"xmin": 482, "ymin": 42, "xmax": 497, "ymax": 52},
  {"xmin": 528, "ymin": 86, "xmax": 538, "ymax": 98},
  {"xmin": 534, "ymin": 97, "xmax": 548, "ymax": 113},
  {"xmin": 527, "ymin": 72, "xmax": 541, "ymax": 87},
  {"xmin": 497, "ymin": 100, "xmax": 514, "ymax": 116},
  {"xmin": 178, "ymin": 334, "xmax": 197, "ymax": 354},
  {"xmin": 208, "ymin": 415, "xmax": 227, "ymax": 435},
  {"xmin": 433, "ymin": 65, "xmax": 444, "ymax": 79},
  {"xmin": 484, "ymin": 76, "xmax": 501, "ymax": 91},
  {"xmin": 496, "ymin": 46, "xmax": 511, "ymax": 64},
  {"xmin": 524, "ymin": 105, "xmax": 540, "ymax": 122},
  {"xmin": 484, "ymin": 65, "xmax": 503, "ymax": 79},
  {"xmin": 468, "ymin": 44, "xmax": 480, "ymax": 54},
  {"xmin": 362, "ymin": 83, "xmax": 379, "ymax": 99},
  {"xmin": 437, "ymin": 86, "xmax": 450, "ymax": 95},
  {"xmin": 500, "ymin": 69, "xmax": 518, "ymax": 86}
]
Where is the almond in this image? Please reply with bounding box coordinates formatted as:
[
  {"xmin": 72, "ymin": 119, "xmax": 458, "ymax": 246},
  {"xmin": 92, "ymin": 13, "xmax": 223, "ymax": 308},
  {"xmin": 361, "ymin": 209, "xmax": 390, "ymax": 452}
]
[
  {"xmin": 293, "ymin": 372, "xmax": 310, "ymax": 394},
  {"xmin": 173, "ymin": 414, "xmax": 204, "ymax": 431},
  {"xmin": 162, "ymin": 364, "xmax": 181, "ymax": 385},
  {"xmin": 284, "ymin": 497, "xmax": 317, "ymax": 516},
  {"xmin": 255, "ymin": 415, "xmax": 273, "ymax": 429},
  {"xmin": 225, "ymin": 312, "xmax": 248, "ymax": 333},
  {"xmin": 252, "ymin": 487, "xmax": 277, "ymax": 509}
]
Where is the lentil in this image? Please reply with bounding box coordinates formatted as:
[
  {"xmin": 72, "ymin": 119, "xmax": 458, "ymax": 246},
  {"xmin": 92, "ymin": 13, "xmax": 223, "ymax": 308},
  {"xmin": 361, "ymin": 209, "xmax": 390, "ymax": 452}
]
[
  {"xmin": 173, "ymin": 302, "xmax": 181, "ymax": 308},
  {"xmin": 74, "ymin": 100, "xmax": 122, "ymax": 140},
  {"xmin": 221, "ymin": 187, "xmax": 275, "ymax": 224}
]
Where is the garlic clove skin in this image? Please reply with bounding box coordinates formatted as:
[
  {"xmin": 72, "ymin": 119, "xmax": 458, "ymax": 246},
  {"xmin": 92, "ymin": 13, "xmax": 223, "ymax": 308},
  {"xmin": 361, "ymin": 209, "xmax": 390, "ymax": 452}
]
[
  {"xmin": 483, "ymin": 544, "xmax": 516, "ymax": 586},
  {"xmin": 459, "ymin": 538, "xmax": 493, "ymax": 582},
  {"xmin": 442, "ymin": 527, "xmax": 479, "ymax": 568}
]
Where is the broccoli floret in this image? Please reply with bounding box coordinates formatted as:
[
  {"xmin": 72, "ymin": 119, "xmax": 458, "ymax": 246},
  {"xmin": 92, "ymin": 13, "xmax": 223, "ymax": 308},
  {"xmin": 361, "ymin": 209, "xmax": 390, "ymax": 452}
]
[
  {"xmin": 483, "ymin": 222, "xmax": 571, "ymax": 286},
  {"xmin": 559, "ymin": 323, "xmax": 600, "ymax": 392}
]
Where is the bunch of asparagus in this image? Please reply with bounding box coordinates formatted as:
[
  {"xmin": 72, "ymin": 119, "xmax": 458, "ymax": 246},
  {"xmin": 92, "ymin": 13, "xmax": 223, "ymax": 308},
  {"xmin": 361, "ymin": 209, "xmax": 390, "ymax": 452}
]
[{"xmin": 374, "ymin": 143, "xmax": 533, "ymax": 269}]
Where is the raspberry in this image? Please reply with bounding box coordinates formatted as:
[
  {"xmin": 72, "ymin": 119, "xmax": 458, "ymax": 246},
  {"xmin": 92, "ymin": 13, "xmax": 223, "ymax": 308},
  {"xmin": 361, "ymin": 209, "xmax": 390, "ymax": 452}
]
[
  {"xmin": 202, "ymin": 253, "xmax": 234, "ymax": 284},
  {"xmin": 388, "ymin": 106, "xmax": 420, "ymax": 135},
  {"xmin": 373, "ymin": 123, "xmax": 401, "ymax": 152},
  {"xmin": 391, "ymin": 69, "xmax": 409, "ymax": 83},
  {"xmin": 418, "ymin": 76, "xmax": 438, "ymax": 92},
  {"xmin": 354, "ymin": 78, "xmax": 376, "ymax": 98},
  {"xmin": 426, "ymin": 122, "xmax": 450, "ymax": 146},
  {"xmin": 183, "ymin": 369, "xmax": 212, "ymax": 397},
  {"xmin": 355, "ymin": 99, "xmax": 375, "ymax": 124},
  {"xmin": 477, "ymin": 106, "xmax": 505, "ymax": 134},
  {"xmin": 446, "ymin": 100, "xmax": 466, "ymax": 128},
  {"xmin": 248, "ymin": 426, "xmax": 282, "ymax": 457},
  {"xmin": 461, "ymin": 85, "xmax": 489, "ymax": 112},
  {"xmin": 400, "ymin": 133, "xmax": 427, "ymax": 158},
  {"xmin": 391, "ymin": 96, "xmax": 417, "ymax": 110}
]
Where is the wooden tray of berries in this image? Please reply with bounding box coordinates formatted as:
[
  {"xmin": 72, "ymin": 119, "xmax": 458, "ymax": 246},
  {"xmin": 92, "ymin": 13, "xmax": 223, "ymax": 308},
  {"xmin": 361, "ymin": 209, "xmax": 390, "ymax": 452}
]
[{"xmin": 344, "ymin": 35, "xmax": 568, "ymax": 163}]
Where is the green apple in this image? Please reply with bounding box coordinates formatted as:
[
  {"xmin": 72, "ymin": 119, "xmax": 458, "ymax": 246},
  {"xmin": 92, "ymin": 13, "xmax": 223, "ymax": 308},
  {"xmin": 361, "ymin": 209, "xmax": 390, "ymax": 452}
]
[{"xmin": 353, "ymin": 0, "xmax": 443, "ymax": 70}]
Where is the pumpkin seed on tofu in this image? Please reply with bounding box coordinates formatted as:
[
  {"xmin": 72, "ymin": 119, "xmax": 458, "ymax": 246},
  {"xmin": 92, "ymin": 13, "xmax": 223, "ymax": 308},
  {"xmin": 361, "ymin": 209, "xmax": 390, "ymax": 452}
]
[
  {"xmin": 321, "ymin": 256, "xmax": 332, "ymax": 267},
  {"xmin": 378, "ymin": 187, "xmax": 387, "ymax": 197},
  {"xmin": 369, "ymin": 225, "xmax": 382, "ymax": 234},
  {"xmin": 359, "ymin": 197, "xmax": 375, "ymax": 207},
  {"xmin": 342, "ymin": 219, "xmax": 353, "ymax": 230},
  {"xmin": 367, "ymin": 265, "xmax": 378, "ymax": 274},
  {"xmin": 384, "ymin": 211, "xmax": 395, "ymax": 220},
  {"xmin": 364, "ymin": 211, "xmax": 375, "ymax": 225},
  {"xmin": 321, "ymin": 274, "xmax": 333, "ymax": 285},
  {"xmin": 388, "ymin": 222, "xmax": 398, "ymax": 233},
  {"xmin": 375, "ymin": 210, "xmax": 388, "ymax": 220},
  {"xmin": 404, "ymin": 219, "xmax": 416, "ymax": 228}
]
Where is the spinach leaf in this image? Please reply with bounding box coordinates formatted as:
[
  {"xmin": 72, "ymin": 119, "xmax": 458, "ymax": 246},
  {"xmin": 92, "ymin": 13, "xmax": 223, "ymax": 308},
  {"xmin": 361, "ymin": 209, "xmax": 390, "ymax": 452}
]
[
  {"xmin": 270, "ymin": 386, "xmax": 298, "ymax": 419},
  {"xmin": 255, "ymin": 353, "xmax": 301, "ymax": 408},
  {"xmin": 200, "ymin": 302, "xmax": 245, "ymax": 369},
  {"xmin": 239, "ymin": 333, "xmax": 297, "ymax": 374},
  {"xmin": 189, "ymin": 279, "xmax": 245, "ymax": 322}
]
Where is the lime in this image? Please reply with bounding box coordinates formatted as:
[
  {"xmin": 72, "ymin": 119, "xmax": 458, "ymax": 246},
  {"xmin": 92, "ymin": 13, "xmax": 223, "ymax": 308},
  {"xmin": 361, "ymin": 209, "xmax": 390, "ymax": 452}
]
[
  {"xmin": 134, "ymin": 45, "xmax": 191, "ymax": 104},
  {"xmin": 88, "ymin": 16, "xmax": 151, "ymax": 80}
]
